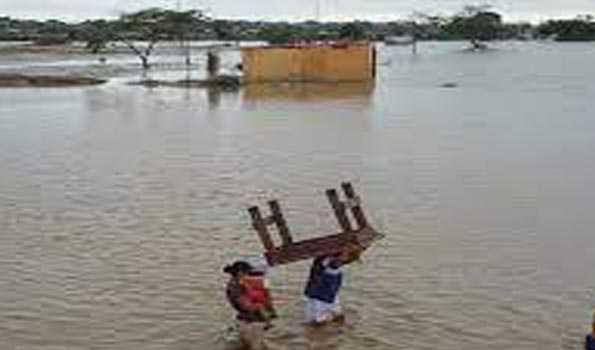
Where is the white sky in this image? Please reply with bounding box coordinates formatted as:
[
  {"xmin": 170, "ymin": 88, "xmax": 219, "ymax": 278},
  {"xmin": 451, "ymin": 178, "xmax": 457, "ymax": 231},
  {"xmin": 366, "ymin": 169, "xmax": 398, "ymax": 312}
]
[{"xmin": 1, "ymin": 0, "xmax": 595, "ymax": 23}]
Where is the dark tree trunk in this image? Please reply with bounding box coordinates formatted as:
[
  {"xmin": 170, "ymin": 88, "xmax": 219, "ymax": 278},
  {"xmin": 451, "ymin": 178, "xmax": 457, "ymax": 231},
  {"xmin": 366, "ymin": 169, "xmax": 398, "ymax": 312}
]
[
  {"xmin": 140, "ymin": 55, "xmax": 150, "ymax": 70},
  {"xmin": 470, "ymin": 38, "xmax": 488, "ymax": 50}
]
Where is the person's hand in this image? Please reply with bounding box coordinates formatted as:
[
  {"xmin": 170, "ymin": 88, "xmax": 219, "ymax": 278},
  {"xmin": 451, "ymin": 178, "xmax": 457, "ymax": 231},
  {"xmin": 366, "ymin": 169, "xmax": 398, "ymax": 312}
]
[{"xmin": 340, "ymin": 242, "xmax": 365, "ymax": 264}]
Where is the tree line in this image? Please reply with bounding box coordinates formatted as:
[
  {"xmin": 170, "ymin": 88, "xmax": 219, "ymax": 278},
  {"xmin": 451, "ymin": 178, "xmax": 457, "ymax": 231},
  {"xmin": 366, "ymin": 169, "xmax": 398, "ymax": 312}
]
[{"xmin": 1, "ymin": 7, "xmax": 594, "ymax": 46}]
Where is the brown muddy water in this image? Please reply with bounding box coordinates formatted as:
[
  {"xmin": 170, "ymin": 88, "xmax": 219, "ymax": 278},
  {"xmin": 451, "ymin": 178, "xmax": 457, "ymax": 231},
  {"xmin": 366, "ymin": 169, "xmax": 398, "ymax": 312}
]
[{"xmin": 1, "ymin": 41, "xmax": 595, "ymax": 350}]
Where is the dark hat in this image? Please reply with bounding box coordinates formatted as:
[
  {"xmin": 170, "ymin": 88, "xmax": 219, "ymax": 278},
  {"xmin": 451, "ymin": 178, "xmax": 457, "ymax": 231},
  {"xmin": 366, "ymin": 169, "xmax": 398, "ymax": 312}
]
[{"xmin": 223, "ymin": 260, "xmax": 252, "ymax": 276}]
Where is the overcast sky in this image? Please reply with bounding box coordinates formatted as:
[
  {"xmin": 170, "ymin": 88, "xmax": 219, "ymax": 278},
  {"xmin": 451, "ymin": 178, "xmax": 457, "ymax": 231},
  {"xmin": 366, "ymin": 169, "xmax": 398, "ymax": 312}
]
[{"xmin": 2, "ymin": 0, "xmax": 595, "ymax": 22}]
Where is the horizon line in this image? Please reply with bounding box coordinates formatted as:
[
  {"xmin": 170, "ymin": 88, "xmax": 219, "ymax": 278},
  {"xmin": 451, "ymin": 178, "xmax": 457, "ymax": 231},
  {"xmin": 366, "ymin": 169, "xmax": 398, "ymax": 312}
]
[{"xmin": 2, "ymin": 11, "xmax": 593, "ymax": 25}]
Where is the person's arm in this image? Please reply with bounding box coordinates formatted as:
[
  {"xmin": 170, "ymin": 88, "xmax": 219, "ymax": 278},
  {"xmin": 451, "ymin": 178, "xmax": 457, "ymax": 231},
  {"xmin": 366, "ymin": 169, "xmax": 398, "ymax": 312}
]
[
  {"xmin": 263, "ymin": 287, "xmax": 277, "ymax": 318},
  {"xmin": 227, "ymin": 280, "xmax": 253, "ymax": 313},
  {"xmin": 304, "ymin": 257, "xmax": 325, "ymax": 297}
]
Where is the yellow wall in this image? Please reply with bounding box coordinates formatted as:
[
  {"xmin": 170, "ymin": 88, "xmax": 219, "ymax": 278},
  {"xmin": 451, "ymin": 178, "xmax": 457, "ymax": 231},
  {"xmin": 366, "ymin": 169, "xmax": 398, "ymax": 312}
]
[{"xmin": 241, "ymin": 43, "xmax": 373, "ymax": 83}]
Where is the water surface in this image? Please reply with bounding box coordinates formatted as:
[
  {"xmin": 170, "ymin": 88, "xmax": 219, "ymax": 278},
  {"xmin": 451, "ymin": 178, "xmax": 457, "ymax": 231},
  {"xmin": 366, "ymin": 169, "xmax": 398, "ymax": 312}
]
[{"xmin": 1, "ymin": 41, "xmax": 595, "ymax": 350}]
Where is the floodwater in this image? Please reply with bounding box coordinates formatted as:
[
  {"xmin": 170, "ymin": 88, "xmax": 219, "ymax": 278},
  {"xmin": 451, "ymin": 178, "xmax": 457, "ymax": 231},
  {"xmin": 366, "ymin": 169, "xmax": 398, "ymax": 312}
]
[{"xmin": 1, "ymin": 41, "xmax": 595, "ymax": 350}]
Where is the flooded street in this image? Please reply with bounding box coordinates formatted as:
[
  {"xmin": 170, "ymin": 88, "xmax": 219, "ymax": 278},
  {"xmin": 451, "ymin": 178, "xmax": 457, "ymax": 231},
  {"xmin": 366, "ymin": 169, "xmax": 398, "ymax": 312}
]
[{"xmin": 1, "ymin": 41, "xmax": 595, "ymax": 349}]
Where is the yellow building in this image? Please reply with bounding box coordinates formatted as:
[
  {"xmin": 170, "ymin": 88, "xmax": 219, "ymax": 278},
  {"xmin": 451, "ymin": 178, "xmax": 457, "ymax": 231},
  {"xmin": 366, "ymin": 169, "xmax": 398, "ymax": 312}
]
[{"xmin": 240, "ymin": 42, "xmax": 376, "ymax": 83}]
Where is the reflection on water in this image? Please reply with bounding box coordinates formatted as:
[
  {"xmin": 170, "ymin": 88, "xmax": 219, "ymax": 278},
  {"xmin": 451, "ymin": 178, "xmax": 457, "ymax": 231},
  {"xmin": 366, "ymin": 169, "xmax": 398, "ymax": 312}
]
[
  {"xmin": 208, "ymin": 88, "xmax": 224, "ymax": 110},
  {"xmin": 242, "ymin": 82, "xmax": 374, "ymax": 102},
  {"xmin": 1, "ymin": 42, "xmax": 595, "ymax": 350}
]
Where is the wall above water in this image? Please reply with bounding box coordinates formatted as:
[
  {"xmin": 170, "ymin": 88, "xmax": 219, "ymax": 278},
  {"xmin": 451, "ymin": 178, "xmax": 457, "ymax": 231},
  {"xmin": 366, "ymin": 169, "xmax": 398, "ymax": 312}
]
[{"xmin": 240, "ymin": 42, "xmax": 375, "ymax": 83}]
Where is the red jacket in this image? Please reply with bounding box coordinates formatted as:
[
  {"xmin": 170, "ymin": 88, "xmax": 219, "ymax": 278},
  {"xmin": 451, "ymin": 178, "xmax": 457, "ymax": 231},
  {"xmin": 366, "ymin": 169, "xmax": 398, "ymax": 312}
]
[{"xmin": 239, "ymin": 275, "xmax": 269, "ymax": 310}]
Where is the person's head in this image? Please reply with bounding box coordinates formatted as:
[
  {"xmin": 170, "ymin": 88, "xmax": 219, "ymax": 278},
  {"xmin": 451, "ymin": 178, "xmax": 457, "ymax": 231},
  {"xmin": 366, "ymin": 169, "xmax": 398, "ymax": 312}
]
[
  {"xmin": 326, "ymin": 252, "xmax": 344, "ymax": 269},
  {"xmin": 223, "ymin": 260, "xmax": 252, "ymax": 278},
  {"xmin": 323, "ymin": 246, "xmax": 357, "ymax": 269}
]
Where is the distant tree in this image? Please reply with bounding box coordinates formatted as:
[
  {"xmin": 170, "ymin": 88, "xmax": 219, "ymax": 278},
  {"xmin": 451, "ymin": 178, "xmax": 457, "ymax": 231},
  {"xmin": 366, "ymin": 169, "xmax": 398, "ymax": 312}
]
[
  {"xmin": 212, "ymin": 19, "xmax": 235, "ymax": 40},
  {"xmin": 338, "ymin": 22, "xmax": 368, "ymax": 40},
  {"xmin": 409, "ymin": 12, "xmax": 450, "ymax": 40},
  {"xmin": 80, "ymin": 8, "xmax": 205, "ymax": 69},
  {"xmin": 80, "ymin": 20, "xmax": 111, "ymax": 53},
  {"xmin": 444, "ymin": 5, "xmax": 503, "ymax": 49},
  {"xmin": 536, "ymin": 16, "xmax": 595, "ymax": 41},
  {"xmin": 259, "ymin": 25, "xmax": 296, "ymax": 44},
  {"xmin": 112, "ymin": 8, "xmax": 205, "ymax": 69},
  {"xmin": 42, "ymin": 19, "xmax": 69, "ymax": 34},
  {"xmin": 500, "ymin": 22, "xmax": 534, "ymax": 40}
]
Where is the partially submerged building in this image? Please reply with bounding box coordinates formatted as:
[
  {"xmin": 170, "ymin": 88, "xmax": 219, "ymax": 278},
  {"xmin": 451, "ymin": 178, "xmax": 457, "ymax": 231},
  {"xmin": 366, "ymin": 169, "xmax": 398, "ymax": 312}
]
[{"xmin": 240, "ymin": 41, "xmax": 376, "ymax": 83}]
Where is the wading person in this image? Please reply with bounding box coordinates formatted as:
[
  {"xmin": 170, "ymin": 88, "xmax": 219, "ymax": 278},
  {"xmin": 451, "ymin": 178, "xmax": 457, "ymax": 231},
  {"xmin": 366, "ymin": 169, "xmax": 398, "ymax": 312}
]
[
  {"xmin": 586, "ymin": 311, "xmax": 595, "ymax": 350},
  {"xmin": 224, "ymin": 260, "xmax": 276, "ymax": 350},
  {"xmin": 239, "ymin": 257, "xmax": 277, "ymax": 330},
  {"xmin": 303, "ymin": 243, "xmax": 363, "ymax": 326}
]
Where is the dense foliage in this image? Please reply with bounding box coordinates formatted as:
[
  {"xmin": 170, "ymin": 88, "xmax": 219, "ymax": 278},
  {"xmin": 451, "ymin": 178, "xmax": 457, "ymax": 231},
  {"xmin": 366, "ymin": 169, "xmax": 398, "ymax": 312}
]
[
  {"xmin": 536, "ymin": 16, "xmax": 595, "ymax": 41},
  {"xmin": 442, "ymin": 6, "xmax": 503, "ymax": 47},
  {"xmin": 2, "ymin": 8, "xmax": 595, "ymax": 46}
]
